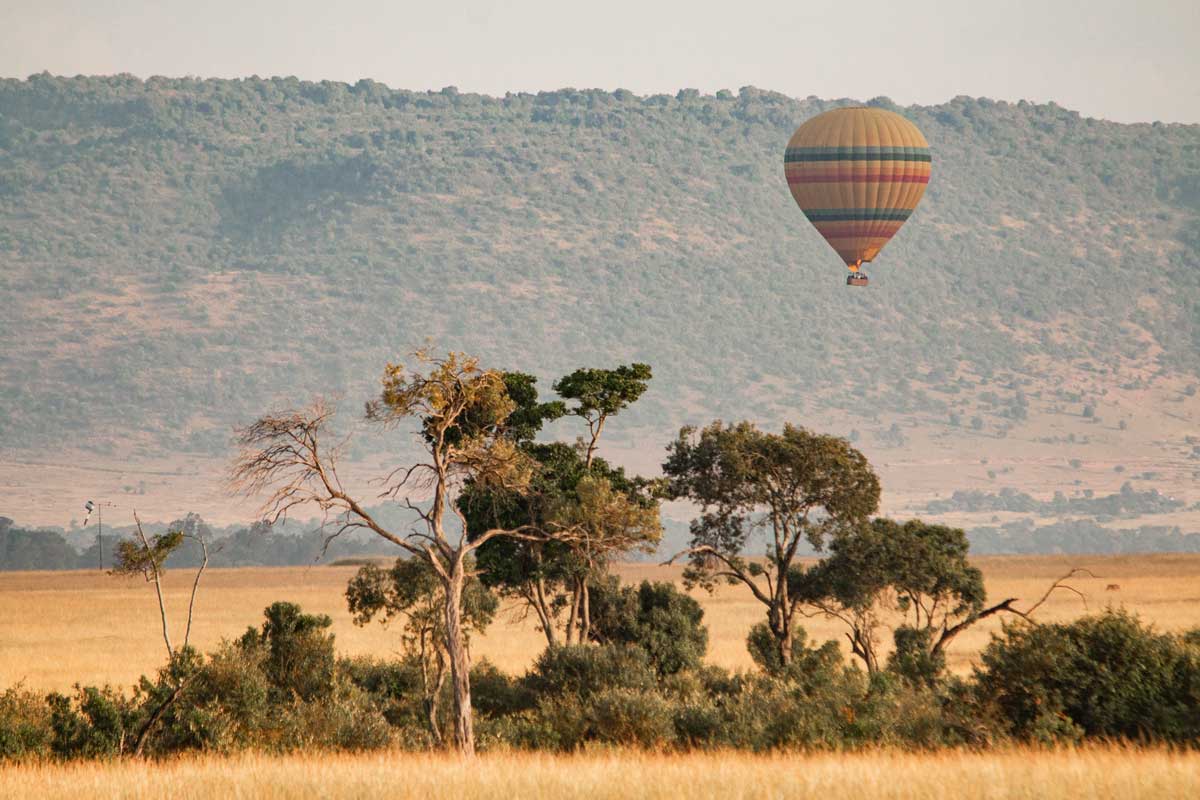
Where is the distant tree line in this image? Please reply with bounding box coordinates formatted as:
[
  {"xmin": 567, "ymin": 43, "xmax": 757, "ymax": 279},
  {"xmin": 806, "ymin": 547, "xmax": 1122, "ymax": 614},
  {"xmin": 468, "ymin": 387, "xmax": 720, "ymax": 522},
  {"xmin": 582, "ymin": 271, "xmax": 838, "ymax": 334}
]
[
  {"xmin": 0, "ymin": 515, "xmax": 396, "ymax": 572},
  {"xmin": 926, "ymin": 483, "xmax": 1186, "ymax": 518},
  {"xmin": 968, "ymin": 518, "xmax": 1200, "ymax": 555}
]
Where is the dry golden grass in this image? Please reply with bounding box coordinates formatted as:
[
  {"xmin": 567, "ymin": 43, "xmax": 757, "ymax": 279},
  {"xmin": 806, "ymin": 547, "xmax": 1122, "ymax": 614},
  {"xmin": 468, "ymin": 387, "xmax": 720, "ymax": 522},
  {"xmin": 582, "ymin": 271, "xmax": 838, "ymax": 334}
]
[
  {"xmin": 2, "ymin": 554, "xmax": 1199, "ymax": 692},
  {"xmin": 1, "ymin": 746, "xmax": 1197, "ymax": 800}
]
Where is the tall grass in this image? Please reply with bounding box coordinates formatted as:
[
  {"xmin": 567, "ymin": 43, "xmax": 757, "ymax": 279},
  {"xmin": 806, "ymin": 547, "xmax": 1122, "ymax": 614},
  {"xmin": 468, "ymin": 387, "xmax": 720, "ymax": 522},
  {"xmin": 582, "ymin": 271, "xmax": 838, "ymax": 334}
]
[{"xmin": 2, "ymin": 746, "xmax": 1196, "ymax": 800}]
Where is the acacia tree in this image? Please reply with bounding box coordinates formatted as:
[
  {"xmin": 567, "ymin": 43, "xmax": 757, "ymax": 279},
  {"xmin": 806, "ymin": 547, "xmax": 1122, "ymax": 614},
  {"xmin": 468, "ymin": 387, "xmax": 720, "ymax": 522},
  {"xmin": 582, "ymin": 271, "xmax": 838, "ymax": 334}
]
[
  {"xmin": 663, "ymin": 421, "xmax": 880, "ymax": 668},
  {"xmin": 346, "ymin": 557, "xmax": 497, "ymax": 744},
  {"xmin": 553, "ymin": 362, "xmax": 652, "ymax": 468},
  {"xmin": 231, "ymin": 350, "xmax": 547, "ymax": 755},
  {"xmin": 793, "ymin": 518, "xmax": 1019, "ymax": 679}
]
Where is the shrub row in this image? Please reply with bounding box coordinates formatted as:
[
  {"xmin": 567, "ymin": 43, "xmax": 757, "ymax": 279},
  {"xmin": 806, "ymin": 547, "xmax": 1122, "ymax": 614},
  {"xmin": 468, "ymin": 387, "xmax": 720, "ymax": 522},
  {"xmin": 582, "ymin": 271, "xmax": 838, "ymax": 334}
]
[{"xmin": 2, "ymin": 607, "xmax": 1197, "ymax": 760}]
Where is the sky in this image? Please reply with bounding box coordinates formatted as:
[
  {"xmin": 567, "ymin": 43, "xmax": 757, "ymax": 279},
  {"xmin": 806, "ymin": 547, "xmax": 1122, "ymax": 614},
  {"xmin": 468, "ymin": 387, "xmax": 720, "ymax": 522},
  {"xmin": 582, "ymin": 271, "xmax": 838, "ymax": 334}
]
[{"xmin": 2, "ymin": 0, "xmax": 1198, "ymax": 124}]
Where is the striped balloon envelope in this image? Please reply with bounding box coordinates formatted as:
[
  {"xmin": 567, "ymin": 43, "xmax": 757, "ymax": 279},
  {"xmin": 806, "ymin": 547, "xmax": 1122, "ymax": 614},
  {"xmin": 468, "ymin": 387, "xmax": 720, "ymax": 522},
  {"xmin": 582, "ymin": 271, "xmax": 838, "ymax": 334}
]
[{"xmin": 783, "ymin": 107, "xmax": 930, "ymax": 284}]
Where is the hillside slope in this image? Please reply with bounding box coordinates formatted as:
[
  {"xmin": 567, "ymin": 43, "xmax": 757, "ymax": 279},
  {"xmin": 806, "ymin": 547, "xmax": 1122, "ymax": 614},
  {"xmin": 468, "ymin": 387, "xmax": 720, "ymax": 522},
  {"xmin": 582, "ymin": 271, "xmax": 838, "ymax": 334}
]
[{"xmin": 1, "ymin": 76, "xmax": 1199, "ymax": 531}]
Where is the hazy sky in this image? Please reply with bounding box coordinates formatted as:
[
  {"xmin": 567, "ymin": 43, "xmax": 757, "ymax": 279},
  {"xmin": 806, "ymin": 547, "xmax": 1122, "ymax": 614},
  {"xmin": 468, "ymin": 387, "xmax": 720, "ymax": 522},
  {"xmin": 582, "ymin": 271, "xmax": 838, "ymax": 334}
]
[{"xmin": 3, "ymin": 0, "xmax": 1198, "ymax": 123}]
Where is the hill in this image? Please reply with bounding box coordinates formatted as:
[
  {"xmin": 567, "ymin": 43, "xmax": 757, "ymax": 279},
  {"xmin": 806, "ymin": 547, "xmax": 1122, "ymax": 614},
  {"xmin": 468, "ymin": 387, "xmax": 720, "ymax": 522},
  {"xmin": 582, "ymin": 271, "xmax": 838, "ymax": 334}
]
[{"xmin": 1, "ymin": 75, "xmax": 1199, "ymax": 536}]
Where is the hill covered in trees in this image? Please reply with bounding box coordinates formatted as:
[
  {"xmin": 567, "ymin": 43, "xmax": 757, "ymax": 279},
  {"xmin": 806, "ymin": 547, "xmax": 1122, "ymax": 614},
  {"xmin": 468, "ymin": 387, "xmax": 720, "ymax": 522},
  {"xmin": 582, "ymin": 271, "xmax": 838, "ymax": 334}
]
[{"xmin": 1, "ymin": 75, "xmax": 1198, "ymax": 462}]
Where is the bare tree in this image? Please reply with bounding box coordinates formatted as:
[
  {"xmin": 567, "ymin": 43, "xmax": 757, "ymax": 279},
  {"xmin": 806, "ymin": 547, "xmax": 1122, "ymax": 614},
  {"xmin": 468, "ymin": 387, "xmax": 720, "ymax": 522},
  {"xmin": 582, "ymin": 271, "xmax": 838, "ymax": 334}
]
[{"xmin": 230, "ymin": 350, "xmax": 557, "ymax": 755}]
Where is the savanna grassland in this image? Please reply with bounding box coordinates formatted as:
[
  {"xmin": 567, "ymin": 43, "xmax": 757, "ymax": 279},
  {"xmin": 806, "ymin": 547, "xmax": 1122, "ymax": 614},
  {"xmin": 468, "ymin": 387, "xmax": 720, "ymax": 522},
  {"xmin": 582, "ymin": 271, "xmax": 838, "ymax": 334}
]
[
  {"xmin": 3, "ymin": 746, "xmax": 1198, "ymax": 800},
  {"xmin": 3, "ymin": 554, "xmax": 1197, "ymax": 692}
]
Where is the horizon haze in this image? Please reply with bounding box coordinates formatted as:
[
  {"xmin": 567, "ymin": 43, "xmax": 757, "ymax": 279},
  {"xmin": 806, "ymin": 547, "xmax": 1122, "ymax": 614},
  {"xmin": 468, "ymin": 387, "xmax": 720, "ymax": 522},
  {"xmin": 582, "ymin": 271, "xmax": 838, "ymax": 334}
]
[{"xmin": 2, "ymin": 0, "xmax": 1199, "ymax": 124}]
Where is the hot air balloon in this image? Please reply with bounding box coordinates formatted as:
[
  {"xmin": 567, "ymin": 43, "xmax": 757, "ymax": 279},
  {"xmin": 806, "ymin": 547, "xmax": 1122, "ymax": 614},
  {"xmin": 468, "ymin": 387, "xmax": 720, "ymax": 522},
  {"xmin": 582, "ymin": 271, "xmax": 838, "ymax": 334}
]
[{"xmin": 784, "ymin": 106, "xmax": 931, "ymax": 286}]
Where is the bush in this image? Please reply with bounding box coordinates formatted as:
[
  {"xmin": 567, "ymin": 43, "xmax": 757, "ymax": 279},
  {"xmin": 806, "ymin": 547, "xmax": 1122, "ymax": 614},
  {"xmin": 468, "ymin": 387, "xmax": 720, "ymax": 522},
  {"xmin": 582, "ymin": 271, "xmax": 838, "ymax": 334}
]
[
  {"xmin": 275, "ymin": 677, "xmax": 392, "ymax": 751},
  {"xmin": 0, "ymin": 686, "xmax": 52, "ymax": 760},
  {"xmin": 746, "ymin": 622, "xmax": 843, "ymax": 688},
  {"xmin": 470, "ymin": 659, "xmax": 533, "ymax": 717},
  {"xmin": 589, "ymin": 579, "xmax": 709, "ymax": 675},
  {"xmin": 522, "ymin": 643, "xmax": 658, "ymax": 699},
  {"xmin": 240, "ymin": 601, "xmax": 336, "ymax": 701},
  {"xmin": 889, "ymin": 626, "xmax": 946, "ymax": 686},
  {"xmin": 47, "ymin": 685, "xmax": 140, "ymax": 759},
  {"xmin": 844, "ymin": 674, "xmax": 956, "ymax": 748},
  {"xmin": 719, "ymin": 675, "xmax": 847, "ymax": 749},
  {"xmin": 974, "ymin": 610, "xmax": 1200, "ymax": 742},
  {"xmin": 583, "ymin": 687, "xmax": 675, "ymax": 748},
  {"xmin": 503, "ymin": 687, "xmax": 674, "ymax": 751},
  {"xmin": 145, "ymin": 642, "xmax": 273, "ymax": 754},
  {"xmin": 341, "ymin": 656, "xmax": 420, "ymax": 702},
  {"xmin": 671, "ymin": 698, "xmax": 725, "ymax": 748}
]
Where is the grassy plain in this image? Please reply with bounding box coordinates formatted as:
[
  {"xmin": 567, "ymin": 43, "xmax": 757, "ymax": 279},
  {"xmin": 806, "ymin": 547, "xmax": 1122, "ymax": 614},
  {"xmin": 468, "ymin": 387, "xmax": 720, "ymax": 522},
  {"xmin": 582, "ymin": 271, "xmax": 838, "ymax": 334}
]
[
  {"xmin": 2, "ymin": 554, "xmax": 1198, "ymax": 692},
  {"xmin": 1, "ymin": 746, "xmax": 1197, "ymax": 800}
]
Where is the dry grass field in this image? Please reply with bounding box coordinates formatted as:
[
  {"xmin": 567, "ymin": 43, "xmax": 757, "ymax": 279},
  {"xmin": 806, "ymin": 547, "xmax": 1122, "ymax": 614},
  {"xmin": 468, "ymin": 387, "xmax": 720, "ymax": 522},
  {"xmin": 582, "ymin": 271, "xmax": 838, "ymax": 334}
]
[
  {"xmin": 2, "ymin": 746, "xmax": 1197, "ymax": 800},
  {"xmin": 2, "ymin": 554, "xmax": 1198, "ymax": 692}
]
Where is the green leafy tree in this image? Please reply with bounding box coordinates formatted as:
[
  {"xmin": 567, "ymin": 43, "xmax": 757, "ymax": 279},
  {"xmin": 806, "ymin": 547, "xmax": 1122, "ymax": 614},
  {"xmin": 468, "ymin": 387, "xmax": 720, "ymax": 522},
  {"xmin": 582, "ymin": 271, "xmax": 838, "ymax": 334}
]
[
  {"xmin": 466, "ymin": 442, "xmax": 656, "ymax": 646},
  {"xmin": 547, "ymin": 474, "xmax": 661, "ymax": 643},
  {"xmin": 462, "ymin": 364, "xmax": 660, "ymax": 647},
  {"xmin": 345, "ymin": 557, "xmax": 497, "ymax": 744},
  {"xmin": 663, "ymin": 421, "xmax": 880, "ymax": 668},
  {"xmin": 793, "ymin": 519, "xmax": 1017, "ymax": 679},
  {"xmin": 553, "ymin": 363, "xmax": 652, "ymax": 468}
]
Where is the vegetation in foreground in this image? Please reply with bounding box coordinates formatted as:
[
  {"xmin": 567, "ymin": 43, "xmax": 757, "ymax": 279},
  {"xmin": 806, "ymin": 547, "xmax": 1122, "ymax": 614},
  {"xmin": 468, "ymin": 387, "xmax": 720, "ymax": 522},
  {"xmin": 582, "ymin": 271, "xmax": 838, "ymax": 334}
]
[
  {"xmin": 3, "ymin": 746, "xmax": 1199, "ymax": 800},
  {"xmin": 2, "ymin": 600, "xmax": 1197, "ymax": 761},
  {"xmin": 2, "ymin": 352, "xmax": 1198, "ymax": 761}
]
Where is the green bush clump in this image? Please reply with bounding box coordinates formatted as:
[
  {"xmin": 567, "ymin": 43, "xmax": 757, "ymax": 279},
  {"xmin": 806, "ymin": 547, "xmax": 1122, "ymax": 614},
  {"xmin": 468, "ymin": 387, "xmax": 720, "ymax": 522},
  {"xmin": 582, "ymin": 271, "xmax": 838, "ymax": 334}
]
[
  {"xmin": 589, "ymin": 579, "xmax": 709, "ymax": 676},
  {"xmin": 470, "ymin": 659, "xmax": 534, "ymax": 718},
  {"xmin": 522, "ymin": 643, "xmax": 658, "ymax": 699},
  {"xmin": 0, "ymin": 686, "xmax": 53, "ymax": 760},
  {"xmin": 47, "ymin": 685, "xmax": 140, "ymax": 759},
  {"xmin": 974, "ymin": 610, "xmax": 1200, "ymax": 743},
  {"xmin": 889, "ymin": 627, "xmax": 946, "ymax": 687},
  {"xmin": 746, "ymin": 622, "xmax": 843, "ymax": 687},
  {"xmin": 142, "ymin": 643, "xmax": 272, "ymax": 754},
  {"xmin": 274, "ymin": 676, "xmax": 392, "ymax": 751},
  {"xmin": 239, "ymin": 601, "xmax": 337, "ymax": 701}
]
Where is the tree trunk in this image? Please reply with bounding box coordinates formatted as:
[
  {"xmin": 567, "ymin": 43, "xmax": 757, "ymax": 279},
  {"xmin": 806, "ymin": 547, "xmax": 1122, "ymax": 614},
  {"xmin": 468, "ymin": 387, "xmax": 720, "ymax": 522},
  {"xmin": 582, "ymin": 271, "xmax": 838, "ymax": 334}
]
[
  {"xmin": 425, "ymin": 659, "xmax": 446, "ymax": 746},
  {"xmin": 532, "ymin": 577, "xmax": 557, "ymax": 648},
  {"xmin": 771, "ymin": 607, "xmax": 792, "ymax": 667},
  {"xmin": 777, "ymin": 626, "xmax": 793, "ymax": 666},
  {"xmin": 580, "ymin": 580, "xmax": 591, "ymax": 643},
  {"xmin": 442, "ymin": 563, "xmax": 475, "ymax": 755},
  {"xmin": 565, "ymin": 578, "xmax": 581, "ymax": 645},
  {"xmin": 584, "ymin": 415, "xmax": 606, "ymax": 469}
]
